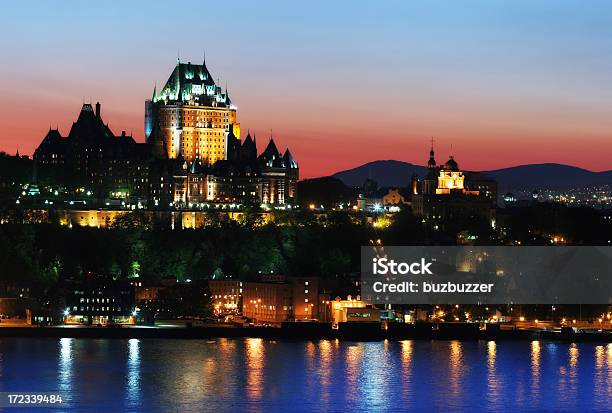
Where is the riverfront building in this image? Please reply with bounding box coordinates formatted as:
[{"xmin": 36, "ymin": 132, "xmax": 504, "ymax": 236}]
[
  {"xmin": 64, "ymin": 279, "xmax": 135, "ymax": 325},
  {"xmin": 208, "ymin": 279, "xmax": 243, "ymax": 315}
]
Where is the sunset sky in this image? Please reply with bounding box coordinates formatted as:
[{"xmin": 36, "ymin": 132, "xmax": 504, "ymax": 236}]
[{"xmin": 1, "ymin": 1, "xmax": 611, "ymax": 178}]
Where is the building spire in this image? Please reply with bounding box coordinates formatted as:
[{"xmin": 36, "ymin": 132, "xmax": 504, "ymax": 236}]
[{"xmin": 428, "ymin": 136, "xmax": 436, "ymax": 169}]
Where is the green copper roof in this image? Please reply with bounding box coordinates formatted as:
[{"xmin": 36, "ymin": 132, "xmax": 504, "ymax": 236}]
[{"xmin": 154, "ymin": 61, "xmax": 233, "ymax": 108}]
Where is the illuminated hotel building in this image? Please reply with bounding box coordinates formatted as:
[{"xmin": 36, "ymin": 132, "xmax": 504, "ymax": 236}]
[
  {"xmin": 145, "ymin": 58, "xmax": 298, "ymax": 207},
  {"xmin": 145, "ymin": 58, "xmax": 240, "ymax": 164},
  {"xmin": 34, "ymin": 58, "xmax": 298, "ymax": 207}
]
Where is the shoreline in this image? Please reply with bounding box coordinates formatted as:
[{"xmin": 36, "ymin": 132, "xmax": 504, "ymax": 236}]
[{"xmin": 0, "ymin": 323, "xmax": 610, "ymax": 343}]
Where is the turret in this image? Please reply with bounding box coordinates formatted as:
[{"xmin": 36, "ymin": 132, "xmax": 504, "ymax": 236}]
[
  {"xmin": 240, "ymin": 132, "xmax": 257, "ymax": 162},
  {"xmin": 283, "ymin": 148, "xmax": 298, "ymax": 169},
  {"xmin": 259, "ymin": 137, "xmax": 281, "ymax": 167}
]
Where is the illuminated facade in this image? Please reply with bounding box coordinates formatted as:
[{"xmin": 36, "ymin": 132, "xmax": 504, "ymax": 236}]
[
  {"xmin": 240, "ymin": 276, "xmax": 324, "ymax": 323},
  {"xmin": 64, "ymin": 279, "xmax": 135, "ymax": 325},
  {"xmin": 208, "ymin": 280, "xmax": 242, "ymax": 315},
  {"xmin": 148, "ymin": 127, "xmax": 298, "ymax": 208},
  {"xmin": 242, "ymin": 281, "xmax": 292, "ymax": 324},
  {"xmin": 145, "ymin": 59, "xmax": 298, "ymax": 207},
  {"xmin": 52, "ymin": 208, "xmax": 271, "ymax": 229},
  {"xmin": 382, "ymin": 189, "xmax": 408, "ymax": 206},
  {"xmin": 290, "ymin": 277, "xmax": 320, "ymax": 320},
  {"xmin": 34, "ymin": 59, "xmax": 298, "ymax": 208},
  {"xmin": 330, "ymin": 296, "xmax": 380, "ymax": 324},
  {"xmin": 145, "ymin": 59, "xmax": 240, "ymax": 164},
  {"xmin": 412, "ymin": 145, "xmax": 497, "ymax": 224}
]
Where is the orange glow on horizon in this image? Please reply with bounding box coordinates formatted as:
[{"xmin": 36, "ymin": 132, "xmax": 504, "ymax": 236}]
[{"xmin": 3, "ymin": 93, "xmax": 612, "ymax": 179}]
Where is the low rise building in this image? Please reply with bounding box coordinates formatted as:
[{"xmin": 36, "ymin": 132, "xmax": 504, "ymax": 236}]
[
  {"xmin": 290, "ymin": 277, "xmax": 320, "ymax": 320},
  {"xmin": 208, "ymin": 279, "xmax": 242, "ymax": 315},
  {"xmin": 242, "ymin": 281, "xmax": 292, "ymax": 325},
  {"xmin": 64, "ymin": 279, "xmax": 135, "ymax": 325},
  {"xmin": 330, "ymin": 295, "xmax": 380, "ymax": 324},
  {"xmin": 241, "ymin": 276, "xmax": 326, "ymax": 324}
]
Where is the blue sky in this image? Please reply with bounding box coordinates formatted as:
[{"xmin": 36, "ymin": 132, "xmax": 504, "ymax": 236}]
[{"xmin": 1, "ymin": 1, "xmax": 611, "ymax": 176}]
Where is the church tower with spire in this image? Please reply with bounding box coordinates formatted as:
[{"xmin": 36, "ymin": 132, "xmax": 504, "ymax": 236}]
[
  {"xmin": 423, "ymin": 138, "xmax": 439, "ymax": 194},
  {"xmin": 427, "ymin": 138, "xmax": 436, "ymax": 169}
]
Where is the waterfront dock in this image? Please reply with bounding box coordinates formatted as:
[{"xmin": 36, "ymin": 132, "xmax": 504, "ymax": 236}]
[{"xmin": 0, "ymin": 322, "xmax": 610, "ymax": 342}]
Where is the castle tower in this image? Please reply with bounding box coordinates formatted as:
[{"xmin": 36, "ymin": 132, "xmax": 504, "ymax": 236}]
[{"xmin": 145, "ymin": 58, "xmax": 240, "ymax": 165}]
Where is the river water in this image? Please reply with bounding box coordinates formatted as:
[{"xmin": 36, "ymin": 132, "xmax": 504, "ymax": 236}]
[{"xmin": 0, "ymin": 338, "xmax": 610, "ymax": 412}]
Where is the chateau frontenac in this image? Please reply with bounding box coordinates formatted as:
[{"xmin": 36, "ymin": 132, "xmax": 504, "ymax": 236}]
[
  {"xmin": 145, "ymin": 59, "xmax": 240, "ymax": 164},
  {"xmin": 34, "ymin": 59, "xmax": 298, "ymax": 208}
]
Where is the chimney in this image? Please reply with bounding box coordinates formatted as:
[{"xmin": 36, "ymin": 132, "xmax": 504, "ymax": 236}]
[
  {"xmin": 95, "ymin": 102, "xmax": 101, "ymax": 118},
  {"xmin": 121, "ymin": 131, "xmax": 126, "ymax": 137}
]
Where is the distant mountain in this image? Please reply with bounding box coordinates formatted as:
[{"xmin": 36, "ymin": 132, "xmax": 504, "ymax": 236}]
[
  {"xmin": 332, "ymin": 160, "xmax": 427, "ymax": 188},
  {"xmin": 483, "ymin": 163, "xmax": 612, "ymax": 191},
  {"xmin": 332, "ymin": 160, "xmax": 612, "ymax": 191}
]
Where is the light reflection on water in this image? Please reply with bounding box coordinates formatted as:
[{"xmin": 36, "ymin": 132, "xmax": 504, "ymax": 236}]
[
  {"xmin": 593, "ymin": 343, "xmax": 612, "ymax": 411},
  {"xmin": 0, "ymin": 338, "xmax": 608, "ymax": 412},
  {"xmin": 58, "ymin": 337, "xmax": 73, "ymax": 395},
  {"xmin": 126, "ymin": 339, "xmax": 140, "ymax": 407},
  {"xmin": 245, "ymin": 338, "xmax": 265, "ymax": 402},
  {"xmin": 486, "ymin": 340, "xmax": 500, "ymax": 409},
  {"xmin": 448, "ymin": 340, "xmax": 463, "ymax": 400},
  {"xmin": 530, "ymin": 340, "xmax": 541, "ymax": 407},
  {"xmin": 400, "ymin": 340, "xmax": 413, "ymax": 404},
  {"xmin": 344, "ymin": 342, "xmax": 363, "ymax": 405}
]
